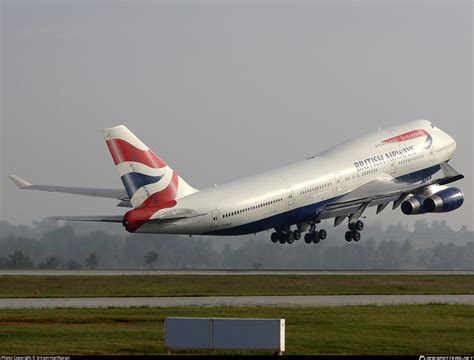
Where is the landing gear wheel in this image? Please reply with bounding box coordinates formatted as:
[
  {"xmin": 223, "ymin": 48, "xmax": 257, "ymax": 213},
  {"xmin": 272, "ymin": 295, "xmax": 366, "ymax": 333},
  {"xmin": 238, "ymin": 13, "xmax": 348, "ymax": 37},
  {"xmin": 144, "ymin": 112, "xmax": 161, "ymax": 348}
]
[
  {"xmin": 278, "ymin": 233, "xmax": 286, "ymax": 244},
  {"xmin": 312, "ymin": 232, "xmax": 320, "ymax": 244},
  {"xmin": 352, "ymin": 230, "xmax": 361, "ymax": 242},
  {"xmin": 345, "ymin": 231, "xmax": 353, "ymax": 242},
  {"xmin": 271, "ymin": 232, "xmax": 279, "ymax": 243},
  {"xmin": 304, "ymin": 233, "xmax": 312, "ymax": 244},
  {"xmin": 319, "ymin": 229, "xmax": 327, "ymax": 240},
  {"xmin": 293, "ymin": 230, "xmax": 301, "ymax": 240},
  {"xmin": 348, "ymin": 222, "xmax": 356, "ymax": 231},
  {"xmin": 287, "ymin": 232, "xmax": 295, "ymax": 244},
  {"xmin": 355, "ymin": 220, "xmax": 364, "ymax": 231}
]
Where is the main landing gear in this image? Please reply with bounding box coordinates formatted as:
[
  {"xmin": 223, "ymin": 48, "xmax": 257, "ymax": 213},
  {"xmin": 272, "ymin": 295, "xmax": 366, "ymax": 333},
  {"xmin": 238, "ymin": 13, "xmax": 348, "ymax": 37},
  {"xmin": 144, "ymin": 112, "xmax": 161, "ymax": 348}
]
[
  {"xmin": 271, "ymin": 223, "xmax": 326, "ymax": 245},
  {"xmin": 304, "ymin": 223, "xmax": 327, "ymax": 244},
  {"xmin": 270, "ymin": 219, "xmax": 365, "ymax": 244},
  {"xmin": 271, "ymin": 228, "xmax": 301, "ymax": 244},
  {"xmin": 345, "ymin": 220, "xmax": 364, "ymax": 242}
]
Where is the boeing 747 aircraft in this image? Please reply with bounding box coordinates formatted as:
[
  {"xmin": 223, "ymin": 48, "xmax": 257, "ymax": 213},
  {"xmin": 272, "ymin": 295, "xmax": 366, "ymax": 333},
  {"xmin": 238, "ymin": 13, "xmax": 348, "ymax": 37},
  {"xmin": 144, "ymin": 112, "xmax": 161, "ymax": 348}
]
[{"xmin": 10, "ymin": 119, "xmax": 464, "ymax": 244}]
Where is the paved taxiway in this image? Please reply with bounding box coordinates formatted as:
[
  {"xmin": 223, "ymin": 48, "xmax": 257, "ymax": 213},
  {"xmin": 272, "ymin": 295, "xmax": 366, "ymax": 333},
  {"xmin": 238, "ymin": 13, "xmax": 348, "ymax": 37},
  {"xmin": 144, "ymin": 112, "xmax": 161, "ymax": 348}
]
[
  {"xmin": 1, "ymin": 294, "xmax": 473, "ymax": 309},
  {"xmin": 1, "ymin": 270, "xmax": 472, "ymax": 276}
]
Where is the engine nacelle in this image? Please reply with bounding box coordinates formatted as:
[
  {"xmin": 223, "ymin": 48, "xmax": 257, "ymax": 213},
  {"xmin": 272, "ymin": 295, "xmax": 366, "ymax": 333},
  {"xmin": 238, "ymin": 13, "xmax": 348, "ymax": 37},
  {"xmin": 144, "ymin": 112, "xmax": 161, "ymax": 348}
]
[
  {"xmin": 423, "ymin": 187, "xmax": 464, "ymax": 213},
  {"xmin": 401, "ymin": 196, "xmax": 427, "ymax": 215}
]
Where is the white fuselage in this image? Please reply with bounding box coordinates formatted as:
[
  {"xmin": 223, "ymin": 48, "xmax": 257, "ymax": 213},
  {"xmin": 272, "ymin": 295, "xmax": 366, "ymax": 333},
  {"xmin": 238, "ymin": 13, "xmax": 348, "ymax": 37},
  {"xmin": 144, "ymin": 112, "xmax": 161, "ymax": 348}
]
[{"xmin": 137, "ymin": 119, "xmax": 456, "ymax": 235}]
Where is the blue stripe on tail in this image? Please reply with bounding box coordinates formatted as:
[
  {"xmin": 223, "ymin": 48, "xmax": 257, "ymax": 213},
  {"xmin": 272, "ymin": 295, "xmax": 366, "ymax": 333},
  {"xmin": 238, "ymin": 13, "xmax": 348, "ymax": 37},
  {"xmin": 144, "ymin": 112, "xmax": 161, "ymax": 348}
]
[{"xmin": 121, "ymin": 172, "xmax": 163, "ymax": 198}]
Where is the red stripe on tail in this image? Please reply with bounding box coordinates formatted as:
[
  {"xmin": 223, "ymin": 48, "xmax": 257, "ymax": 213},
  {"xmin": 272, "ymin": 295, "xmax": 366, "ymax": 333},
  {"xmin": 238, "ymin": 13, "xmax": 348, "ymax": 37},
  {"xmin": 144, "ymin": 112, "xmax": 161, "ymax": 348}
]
[
  {"xmin": 142, "ymin": 171, "xmax": 179, "ymax": 207},
  {"xmin": 106, "ymin": 139, "xmax": 167, "ymax": 168}
]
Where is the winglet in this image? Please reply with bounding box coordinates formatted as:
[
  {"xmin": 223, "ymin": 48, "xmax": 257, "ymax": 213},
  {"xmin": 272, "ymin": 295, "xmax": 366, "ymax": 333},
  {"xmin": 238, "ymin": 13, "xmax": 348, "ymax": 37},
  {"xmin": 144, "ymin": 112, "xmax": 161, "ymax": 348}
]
[{"xmin": 9, "ymin": 175, "xmax": 32, "ymax": 189}]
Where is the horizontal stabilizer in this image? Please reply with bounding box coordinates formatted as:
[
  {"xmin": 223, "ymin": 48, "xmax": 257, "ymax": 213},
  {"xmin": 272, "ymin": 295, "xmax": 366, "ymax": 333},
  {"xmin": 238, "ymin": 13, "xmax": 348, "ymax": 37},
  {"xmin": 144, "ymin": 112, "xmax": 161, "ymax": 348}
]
[
  {"xmin": 9, "ymin": 175, "xmax": 129, "ymax": 200},
  {"xmin": 116, "ymin": 200, "xmax": 133, "ymax": 208},
  {"xmin": 45, "ymin": 215, "xmax": 124, "ymax": 223}
]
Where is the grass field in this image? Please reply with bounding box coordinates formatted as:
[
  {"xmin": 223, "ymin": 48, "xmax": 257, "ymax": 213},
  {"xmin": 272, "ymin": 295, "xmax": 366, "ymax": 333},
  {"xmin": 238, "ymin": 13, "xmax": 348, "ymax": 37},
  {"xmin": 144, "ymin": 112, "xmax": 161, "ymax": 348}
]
[
  {"xmin": 1, "ymin": 275, "xmax": 473, "ymax": 298},
  {"xmin": 0, "ymin": 305, "xmax": 473, "ymax": 355}
]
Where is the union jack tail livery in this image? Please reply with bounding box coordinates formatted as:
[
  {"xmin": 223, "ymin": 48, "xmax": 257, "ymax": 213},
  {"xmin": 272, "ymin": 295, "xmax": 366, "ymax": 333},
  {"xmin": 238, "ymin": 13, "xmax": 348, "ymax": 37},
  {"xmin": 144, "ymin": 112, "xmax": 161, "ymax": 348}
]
[{"xmin": 102, "ymin": 125, "xmax": 198, "ymax": 208}]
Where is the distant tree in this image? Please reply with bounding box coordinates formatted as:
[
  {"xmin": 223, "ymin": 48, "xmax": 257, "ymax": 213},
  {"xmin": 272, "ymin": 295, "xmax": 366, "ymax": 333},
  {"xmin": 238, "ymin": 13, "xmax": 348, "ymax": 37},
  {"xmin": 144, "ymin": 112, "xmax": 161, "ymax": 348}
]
[
  {"xmin": 399, "ymin": 239, "xmax": 413, "ymax": 268},
  {"xmin": 374, "ymin": 240, "xmax": 403, "ymax": 269},
  {"xmin": 431, "ymin": 220, "xmax": 453, "ymax": 235},
  {"xmin": 84, "ymin": 253, "xmax": 99, "ymax": 269},
  {"xmin": 67, "ymin": 260, "xmax": 82, "ymax": 270},
  {"xmin": 7, "ymin": 250, "xmax": 35, "ymax": 269},
  {"xmin": 414, "ymin": 219, "xmax": 430, "ymax": 233},
  {"xmin": 462, "ymin": 242, "xmax": 474, "ymax": 270},
  {"xmin": 430, "ymin": 242, "xmax": 464, "ymax": 270},
  {"xmin": 0, "ymin": 257, "xmax": 9, "ymax": 269},
  {"xmin": 37, "ymin": 256, "xmax": 61, "ymax": 269},
  {"xmin": 144, "ymin": 251, "xmax": 159, "ymax": 269}
]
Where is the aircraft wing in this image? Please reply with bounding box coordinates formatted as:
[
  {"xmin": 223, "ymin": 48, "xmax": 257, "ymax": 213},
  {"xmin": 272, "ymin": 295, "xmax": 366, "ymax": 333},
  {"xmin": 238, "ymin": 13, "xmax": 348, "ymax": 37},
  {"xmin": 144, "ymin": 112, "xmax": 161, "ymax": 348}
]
[
  {"xmin": 9, "ymin": 175, "xmax": 131, "ymax": 207},
  {"xmin": 318, "ymin": 162, "xmax": 464, "ymax": 225}
]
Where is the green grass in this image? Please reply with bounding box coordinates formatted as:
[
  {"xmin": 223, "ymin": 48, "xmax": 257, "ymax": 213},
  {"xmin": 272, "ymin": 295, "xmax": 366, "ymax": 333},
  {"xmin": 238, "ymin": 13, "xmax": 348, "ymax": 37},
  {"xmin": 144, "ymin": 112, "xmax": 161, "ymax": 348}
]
[
  {"xmin": 0, "ymin": 305, "xmax": 473, "ymax": 355},
  {"xmin": 0, "ymin": 275, "xmax": 473, "ymax": 298}
]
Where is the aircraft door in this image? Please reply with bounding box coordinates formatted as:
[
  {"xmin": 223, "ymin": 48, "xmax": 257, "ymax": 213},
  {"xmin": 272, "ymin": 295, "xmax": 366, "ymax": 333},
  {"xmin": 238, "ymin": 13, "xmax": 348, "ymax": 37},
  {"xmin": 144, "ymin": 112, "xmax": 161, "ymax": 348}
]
[
  {"xmin": 390, "ymin": 162, "xmax": 396, "ymax": 175},
  {"xmin": 334, "ymin": 172, "xmax": 343, "ymax": 191},
  {"xmin": 286, "ymin": 187, "xmax": 295, "ymax": 207},
  {"xmin": 210, "ymin": 209, "xmax": 220, "ymax": 228}
]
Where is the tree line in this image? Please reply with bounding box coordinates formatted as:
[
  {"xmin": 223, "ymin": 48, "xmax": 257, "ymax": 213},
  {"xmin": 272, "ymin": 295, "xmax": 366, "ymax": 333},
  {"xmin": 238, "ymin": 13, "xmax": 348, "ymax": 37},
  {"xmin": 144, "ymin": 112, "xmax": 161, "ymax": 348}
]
[{"xmin": 0, "ymin": 220, "xmax": 472, "ymax": 270}]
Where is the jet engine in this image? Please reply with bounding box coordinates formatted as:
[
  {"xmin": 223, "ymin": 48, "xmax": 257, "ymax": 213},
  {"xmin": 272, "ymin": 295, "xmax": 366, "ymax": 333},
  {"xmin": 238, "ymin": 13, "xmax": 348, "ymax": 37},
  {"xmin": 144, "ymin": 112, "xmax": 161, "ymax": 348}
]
[
  {"xmin": 401, "ymin": 196, "xmax": 427, "ymax": 215},
  {"xmin": 423, "ymin": 187, "xmax": 464, "ymax": 213}
]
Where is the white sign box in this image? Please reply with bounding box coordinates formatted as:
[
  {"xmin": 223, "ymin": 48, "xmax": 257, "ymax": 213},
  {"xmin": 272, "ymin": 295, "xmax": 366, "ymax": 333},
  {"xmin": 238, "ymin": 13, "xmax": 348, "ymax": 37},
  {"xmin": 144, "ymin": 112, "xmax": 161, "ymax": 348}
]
[
  {"xmin": 164, "ymin": 317, "xmax": 285, "ymax": 353},
  {"xmin": 165, "ymin": 317, "xmax": 211, "ymax": 349}
]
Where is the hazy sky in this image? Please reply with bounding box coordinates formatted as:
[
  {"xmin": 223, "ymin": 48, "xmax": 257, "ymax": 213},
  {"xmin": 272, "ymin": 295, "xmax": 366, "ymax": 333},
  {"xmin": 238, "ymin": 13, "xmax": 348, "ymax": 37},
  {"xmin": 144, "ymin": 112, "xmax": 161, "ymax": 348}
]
[{"xmin": 1, "ymin": 0, "xmax": 472, "ymax": 231}]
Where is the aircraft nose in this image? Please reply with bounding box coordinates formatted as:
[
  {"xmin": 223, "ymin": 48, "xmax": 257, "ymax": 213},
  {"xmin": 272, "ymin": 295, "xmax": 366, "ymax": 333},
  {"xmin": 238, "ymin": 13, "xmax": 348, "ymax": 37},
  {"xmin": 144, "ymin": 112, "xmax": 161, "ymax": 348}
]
[
  {"xmin": 441, "ymin": 130, "xmax": 457, "ymax": 156},
  {"xmin": 446, "ymin": 131, "xmax": 456, "ymax": 150}
]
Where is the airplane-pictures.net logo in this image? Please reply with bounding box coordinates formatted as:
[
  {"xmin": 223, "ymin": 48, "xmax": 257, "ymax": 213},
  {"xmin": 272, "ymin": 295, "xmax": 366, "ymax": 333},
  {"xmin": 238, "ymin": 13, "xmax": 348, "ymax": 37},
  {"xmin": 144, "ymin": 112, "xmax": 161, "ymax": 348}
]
[{"xmin": 419, "ymin": 356, "xmax": 474, "ymax": 360}]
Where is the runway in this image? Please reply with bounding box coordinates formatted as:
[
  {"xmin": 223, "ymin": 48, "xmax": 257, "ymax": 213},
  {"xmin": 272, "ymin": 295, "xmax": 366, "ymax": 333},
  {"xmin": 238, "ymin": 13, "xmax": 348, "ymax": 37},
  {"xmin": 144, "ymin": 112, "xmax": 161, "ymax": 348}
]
[
  {"xmin": 1, "ymin": 270, "xmax": 472, "ymax": 276},
  {"xmin": 1, "ymin": 294, "xmax": 473, "ymax": 309}
]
